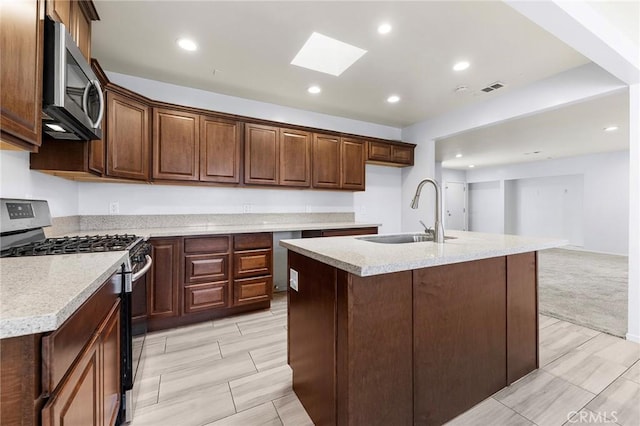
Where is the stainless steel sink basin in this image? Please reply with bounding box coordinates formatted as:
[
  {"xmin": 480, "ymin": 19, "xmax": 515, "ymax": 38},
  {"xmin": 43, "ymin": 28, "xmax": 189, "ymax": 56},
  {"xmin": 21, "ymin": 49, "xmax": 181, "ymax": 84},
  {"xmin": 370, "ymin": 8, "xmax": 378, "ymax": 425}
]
[{"xmin": 356, "ymin": 234, "xmax": 457, "ymax": 244}]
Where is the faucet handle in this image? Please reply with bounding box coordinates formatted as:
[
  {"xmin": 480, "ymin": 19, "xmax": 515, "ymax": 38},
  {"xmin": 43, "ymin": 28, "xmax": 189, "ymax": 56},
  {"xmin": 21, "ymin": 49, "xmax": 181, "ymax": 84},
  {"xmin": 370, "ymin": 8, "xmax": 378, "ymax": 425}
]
[{"xmin": 419, "ymin": 220, "xmax": 431, "ymax": 234}]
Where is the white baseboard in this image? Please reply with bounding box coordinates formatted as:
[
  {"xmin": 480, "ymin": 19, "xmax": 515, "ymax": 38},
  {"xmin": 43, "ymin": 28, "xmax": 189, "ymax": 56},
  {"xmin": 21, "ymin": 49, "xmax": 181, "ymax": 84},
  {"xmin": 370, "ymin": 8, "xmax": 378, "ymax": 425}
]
[{"xmin": 625, "ymin": 332, "xmax": 640, "ymax": 343}]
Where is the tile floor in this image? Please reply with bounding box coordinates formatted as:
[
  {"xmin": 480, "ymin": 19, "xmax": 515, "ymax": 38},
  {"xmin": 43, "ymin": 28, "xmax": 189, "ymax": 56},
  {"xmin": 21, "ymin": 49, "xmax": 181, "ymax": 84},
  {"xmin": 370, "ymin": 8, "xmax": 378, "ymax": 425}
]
[{"xmin": 131, "ymin": 293, "xmax": 640, "ymax": 426}]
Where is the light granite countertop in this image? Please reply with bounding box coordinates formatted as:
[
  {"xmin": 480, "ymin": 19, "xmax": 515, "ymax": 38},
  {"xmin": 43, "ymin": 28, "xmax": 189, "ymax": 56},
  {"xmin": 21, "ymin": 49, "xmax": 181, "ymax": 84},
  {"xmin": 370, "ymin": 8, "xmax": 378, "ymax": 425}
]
[
  {"xmin": 280, "ymin": 230, "xmax": 566, "ymax": 277},
  {"xmin": 52, "ymin": 221, "xmax": 380, "ymax": 239},
  {"xmin": 0, "ymin": 251, "xmax": 128, "ymax": 339}
]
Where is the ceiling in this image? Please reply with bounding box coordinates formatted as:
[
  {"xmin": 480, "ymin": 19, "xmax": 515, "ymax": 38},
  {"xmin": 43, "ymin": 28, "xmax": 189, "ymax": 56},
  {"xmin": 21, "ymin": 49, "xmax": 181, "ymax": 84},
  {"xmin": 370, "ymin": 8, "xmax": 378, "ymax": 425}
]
[
  {"xmin": 436, "ymin": 90, "xmax": 630, "ymax": 170},
  {"xmin": 91, "ymin": 1, "xmax": 589, "ymax": 127}
]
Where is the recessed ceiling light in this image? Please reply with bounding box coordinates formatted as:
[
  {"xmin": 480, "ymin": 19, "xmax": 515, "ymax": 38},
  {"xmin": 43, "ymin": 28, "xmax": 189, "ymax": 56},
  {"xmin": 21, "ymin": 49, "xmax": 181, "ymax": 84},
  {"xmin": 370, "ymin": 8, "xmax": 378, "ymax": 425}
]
[
  {"xmin": 46, "ymin": 123, "xmax": 66, "ymax": 132},
  {"xmin": 377, "ymin": 23, "xmax": 392, "ymax": 34},
  {"xmin": 291, "ymin": 32, "xmax": 367, "ymax": 77},
  {"xmin": 387, "ymin": 95, "xmax": 400, "ymax": 103},
  {"xmin": 177, "ymin": 38, "xmax": 197, "ymax": 51},
  {"xmin": 308, "ymin": 85, "xmax": 321, "ymax": 94},
  {"xmin": 455, "ymin": 154, "xmax": 463, "ymax": 158},
  {"xmin": 604, "ymin": 126, "xmax": 619, "ymax": 132},
  {"xmin": 468, "ymin": 165, "xmax": 475, "ymax": 168},
  {"xmin": 453, "ymin": 61, "xmax": 470, "ymax": 71}
]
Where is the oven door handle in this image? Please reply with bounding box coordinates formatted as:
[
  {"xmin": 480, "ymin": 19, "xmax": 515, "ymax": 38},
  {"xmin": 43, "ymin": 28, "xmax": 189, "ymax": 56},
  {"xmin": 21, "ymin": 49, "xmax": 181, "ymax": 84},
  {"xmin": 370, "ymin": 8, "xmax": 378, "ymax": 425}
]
[{"xmin": 132, "ymin": 255, "xmax": 153, "ymax": 282}]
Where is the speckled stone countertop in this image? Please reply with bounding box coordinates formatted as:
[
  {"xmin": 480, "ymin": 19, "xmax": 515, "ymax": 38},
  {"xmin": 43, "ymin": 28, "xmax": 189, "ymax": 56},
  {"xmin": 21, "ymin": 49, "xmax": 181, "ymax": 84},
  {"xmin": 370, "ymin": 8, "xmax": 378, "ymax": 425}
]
[
  {"xmin": 52, "ymin": 222, "xmax": 380, "ymax": 239},
  {"xmin": 280, "ymin": 230, "xmax": 565, "ymax": 277},
  {"xmin": 0, "ymin": 252, "xmax": 128, "ymax": 339}
]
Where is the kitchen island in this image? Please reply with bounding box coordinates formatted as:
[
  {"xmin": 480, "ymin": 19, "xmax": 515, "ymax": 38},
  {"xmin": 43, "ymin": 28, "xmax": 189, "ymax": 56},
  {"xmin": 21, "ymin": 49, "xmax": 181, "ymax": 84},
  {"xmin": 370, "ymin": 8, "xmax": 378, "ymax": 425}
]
[{"xmin": 280, "ymin": 230, "xmax": 563, "ymax": 426}]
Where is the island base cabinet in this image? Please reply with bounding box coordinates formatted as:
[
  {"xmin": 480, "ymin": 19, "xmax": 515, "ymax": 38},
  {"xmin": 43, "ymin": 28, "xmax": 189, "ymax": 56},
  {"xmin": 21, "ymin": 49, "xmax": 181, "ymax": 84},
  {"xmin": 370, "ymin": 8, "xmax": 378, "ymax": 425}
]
[{"xmin": 413, "ymin": 258, "xmax": 507, "ymax": 426}]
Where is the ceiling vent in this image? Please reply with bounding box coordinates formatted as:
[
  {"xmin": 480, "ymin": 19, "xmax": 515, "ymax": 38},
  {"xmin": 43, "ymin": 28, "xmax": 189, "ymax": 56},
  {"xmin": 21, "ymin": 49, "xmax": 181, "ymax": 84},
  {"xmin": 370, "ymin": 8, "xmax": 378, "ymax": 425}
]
[{"xmin": 480, "ymin": 81, "xmax": 505, "ymax": 93}]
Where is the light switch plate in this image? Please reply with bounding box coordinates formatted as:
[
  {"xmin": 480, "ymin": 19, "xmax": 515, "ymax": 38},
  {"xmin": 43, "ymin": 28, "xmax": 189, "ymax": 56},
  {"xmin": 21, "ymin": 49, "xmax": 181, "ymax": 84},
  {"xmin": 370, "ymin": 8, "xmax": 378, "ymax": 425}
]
[{"xmin": 290, "ymin": 268, "xmax": 299, "ymax": 292}]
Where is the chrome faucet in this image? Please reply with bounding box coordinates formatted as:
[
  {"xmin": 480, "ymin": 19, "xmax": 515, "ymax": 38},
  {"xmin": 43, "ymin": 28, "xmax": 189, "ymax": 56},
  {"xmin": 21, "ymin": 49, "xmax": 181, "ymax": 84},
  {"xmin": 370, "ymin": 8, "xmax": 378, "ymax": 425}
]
[{"xmin": 411, "ymin": 178, "xmax": 445, "ymax": 243}]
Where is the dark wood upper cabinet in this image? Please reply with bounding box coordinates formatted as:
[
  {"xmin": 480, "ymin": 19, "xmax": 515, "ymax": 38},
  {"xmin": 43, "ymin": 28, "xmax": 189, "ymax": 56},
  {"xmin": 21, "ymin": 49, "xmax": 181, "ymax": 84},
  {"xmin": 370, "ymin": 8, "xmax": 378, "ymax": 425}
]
[
  {"xmin": 312, "ymin": 133, "xmax": 341, "ymax": 189},
  {"xmin": 153, "ymin": 108, "xmax": 200, "ymax": 181},
  {"xmin": 367, "ymin": 140, "xmax": 415, "ymax": 167},
  {"xmin": 340, "ymin": 137, "xmax": 365, "ymax": 190},
  {"xmin": 0, "ymin": 0, "xmax": 44, "ymax": 151},
  {"xmin": 46, "ymin": 0, "xmax": 71, "ymax": 29},
  {"xmin": 47, "ymin": 0, "xmax": 97, "ymax": 62},
  {"xmin": 200, "ymin": 116, "xmax": 242, "ymax": 183},
  {"xmin": 244, "ymin": 123, "xmax": 279, "ymax": 185},
  {"xmin": 279, "ymin": 128, "xmax": 311, "ymax": 187},
  {"xmin": 106, "ymin": 91, "xmax": 150, "ymax": 180}
]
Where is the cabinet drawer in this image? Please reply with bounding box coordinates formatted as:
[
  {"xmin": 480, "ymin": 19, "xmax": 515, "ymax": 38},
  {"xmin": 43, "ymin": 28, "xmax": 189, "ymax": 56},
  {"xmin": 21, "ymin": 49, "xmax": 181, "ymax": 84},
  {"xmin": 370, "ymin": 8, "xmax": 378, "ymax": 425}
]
[
  {"xmin": 234, "ymin": 249, "xmax": 272, "ymax": 278},
  {"xmin": 184, "ymin": 282, "xmax": 228, "ymax": 313},
  {"xmin": 184, "ymin": 236, "xmax": 229, "ymax": 254},
  {"xmin": 42, "ymin": 272, "xmax": 120, "ymax": 394},
  {"xmin": 234, "ymin": 276, "xmax": 272, "ymax": 306},
  {"xmin": 185, "ymin": 254, "xmax": 228, "ymax": 283},
  {"xmin": 234, "ymin": 233, "xmax": 272, "ymax": 250}
]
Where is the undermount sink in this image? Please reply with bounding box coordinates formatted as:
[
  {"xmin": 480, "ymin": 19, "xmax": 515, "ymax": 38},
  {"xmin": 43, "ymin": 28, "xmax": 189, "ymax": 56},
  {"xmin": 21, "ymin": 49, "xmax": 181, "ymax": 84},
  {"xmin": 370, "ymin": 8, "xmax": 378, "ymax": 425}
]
[{"xmin": 357, "ymin": 234, "xmax": 457, "ymax": 244}]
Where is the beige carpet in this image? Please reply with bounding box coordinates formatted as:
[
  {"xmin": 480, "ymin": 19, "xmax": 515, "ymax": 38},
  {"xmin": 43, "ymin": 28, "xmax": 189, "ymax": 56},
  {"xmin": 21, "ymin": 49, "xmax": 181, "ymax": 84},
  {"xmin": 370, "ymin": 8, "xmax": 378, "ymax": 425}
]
[{"xmin": 538, "ymin": 248, "xmax": 628, "ymax": 338}]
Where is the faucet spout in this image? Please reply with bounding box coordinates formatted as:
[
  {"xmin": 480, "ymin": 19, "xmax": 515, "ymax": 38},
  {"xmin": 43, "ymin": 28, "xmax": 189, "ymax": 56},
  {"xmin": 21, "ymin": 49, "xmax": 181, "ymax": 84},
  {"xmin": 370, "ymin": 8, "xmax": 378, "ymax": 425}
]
[{"xmin": 410, "ymin": 178, "xmax": 445, "ymax": 243}]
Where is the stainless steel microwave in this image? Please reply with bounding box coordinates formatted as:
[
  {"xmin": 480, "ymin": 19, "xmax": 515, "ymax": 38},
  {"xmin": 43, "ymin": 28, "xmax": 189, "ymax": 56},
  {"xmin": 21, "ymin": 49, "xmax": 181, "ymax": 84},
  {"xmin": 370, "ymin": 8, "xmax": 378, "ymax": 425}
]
[{"xmin": 42, "ymin": 18, "xmax": 104, "ymax": 141}]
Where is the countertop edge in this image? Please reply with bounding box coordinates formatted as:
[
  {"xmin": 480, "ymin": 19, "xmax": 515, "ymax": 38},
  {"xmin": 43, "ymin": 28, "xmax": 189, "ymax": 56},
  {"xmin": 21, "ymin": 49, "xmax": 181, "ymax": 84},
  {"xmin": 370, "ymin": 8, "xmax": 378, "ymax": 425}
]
[{"xmin": 0, "ymin": 252, "xmax": 128, "ymax": 339}]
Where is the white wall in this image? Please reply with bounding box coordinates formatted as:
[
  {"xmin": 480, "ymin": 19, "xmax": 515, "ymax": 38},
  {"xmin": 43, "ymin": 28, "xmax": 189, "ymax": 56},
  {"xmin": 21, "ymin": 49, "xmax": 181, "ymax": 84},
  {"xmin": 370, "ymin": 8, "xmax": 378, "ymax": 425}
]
[
  {"xmin": 466, "ymin": 150, "xmax": 629, "ymax": 254},
  {"xmin": 468, "ymin": 181, "xmax": 503, "ymax": 234},
  {"xmin": 0, "ymin": 150, "xmax": 79, "ymax": 217},
  {"xmin": 354, "ymin": 165, "xmax": 402, "ymax": 234}
]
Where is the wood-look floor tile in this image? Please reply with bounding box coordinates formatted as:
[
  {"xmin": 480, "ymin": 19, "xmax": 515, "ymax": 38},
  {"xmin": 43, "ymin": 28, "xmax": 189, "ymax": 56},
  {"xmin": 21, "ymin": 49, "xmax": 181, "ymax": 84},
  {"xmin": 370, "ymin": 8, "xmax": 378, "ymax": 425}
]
[
  {"xmin": 622, "ymin": 361, "xmax": 640, "ymax": 384},
  {"xmin": 272, "ymin": 392, "xmax": 314, "ymax": 426},
  {"xmin": 444, "ymin": 397, "xmax": 533, "ymax": 426},
  {"xmin": 250, "ymin": 342, "xmax": 287, "ymax": 372},
  {"xmin": 132, "ymin": 382, "xmax": 235, "ymax": 426},
  {"xmin": 575, "ymin": 334, "xmax": 640, "ymax": 368},
  {"xmin": 133, "ymin": 375, "xmax": 160, "ymax": 409},
  {"xmin": 544, "ymin": 349, "xmax": 628, "ymax": 394},
  {"xmin": 142, "ymin": 336, "xmax": 166, "ymax": 356},
  {"xmin": 238, "ymin": 315, "xmax": 287, "ymax": 336},
  {"xmin": 540, "ymin": 315, "xmax": 561, "ymax": 329},
  {"xmin": 219, "ymin": 327, "xmax": 287, "ymax": 358},
  {"xmin": 143, "ymin": 341, "xmax": 221, "ymax": 377},
  {"xmin": 494, "ymin": 369, "xmax": 595, "ymax": 426},
  {"xmin": 586, "ymin": 378, "xmax": 640, "ymax": 426},
  {"xmin": 540, "ymin": 320, "xmax": 600, "ymax": 366},
  {"xmin": 158, "ymin": 353, "xmax": 257, "ymax": 402},
  {"xmin": 565, "ymin": 409, "xmax": 622, "ymax": 425},
  {"xmin": 205, "ymin": 402, "xmax": 282, "ymax": 426},
  {"xmin": 229, "ymin": 365, "xmax": 292, "ymax": 412},
  {"xmin": 146, "ymin": 320, "xmax": 215, "ymax": 338},
  {"xmin": 213, "ymin": 309, "xmax": 275, "ymax": 328},
  {"xmin": 165, "ymin": 322, "xmax": 241, "ymax": 353}
]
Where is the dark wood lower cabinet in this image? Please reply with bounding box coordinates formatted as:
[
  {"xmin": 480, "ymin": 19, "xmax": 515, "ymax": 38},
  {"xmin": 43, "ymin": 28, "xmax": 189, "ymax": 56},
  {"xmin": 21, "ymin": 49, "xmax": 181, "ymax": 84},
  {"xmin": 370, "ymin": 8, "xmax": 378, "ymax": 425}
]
[
  {"xmin": 413, "ymin": 258, "xmax": 507, "ymax": 425},
  {"xmin": 287, "ymin": 252, "xmax": 539, "ymax": 426},
  {"xmin": 301, "ymin": 227, "xmax": 378, "ymax": 238},
  {"xmin": 149, "ymin": 238, "xmax": 181, "ymax": 320}
]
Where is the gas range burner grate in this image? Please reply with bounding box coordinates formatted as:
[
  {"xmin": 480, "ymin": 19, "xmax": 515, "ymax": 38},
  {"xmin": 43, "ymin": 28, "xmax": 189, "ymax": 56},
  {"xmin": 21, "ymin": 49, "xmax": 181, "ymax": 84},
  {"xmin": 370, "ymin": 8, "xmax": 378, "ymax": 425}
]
[{"xmin": 1, "ymin": 234, "xmax": 140, "ymax": 257}]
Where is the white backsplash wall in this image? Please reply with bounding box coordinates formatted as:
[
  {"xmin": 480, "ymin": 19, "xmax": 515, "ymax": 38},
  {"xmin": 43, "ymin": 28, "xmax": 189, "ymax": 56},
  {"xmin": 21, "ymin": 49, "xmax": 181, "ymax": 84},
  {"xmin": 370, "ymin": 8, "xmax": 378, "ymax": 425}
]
[
  {"xmin": 354, "ymin": 165, "xmax": 402, "ymax": 234},
  {"xmin": 0, "ymin": 150, "xmax": 79, "ymax": 217}
]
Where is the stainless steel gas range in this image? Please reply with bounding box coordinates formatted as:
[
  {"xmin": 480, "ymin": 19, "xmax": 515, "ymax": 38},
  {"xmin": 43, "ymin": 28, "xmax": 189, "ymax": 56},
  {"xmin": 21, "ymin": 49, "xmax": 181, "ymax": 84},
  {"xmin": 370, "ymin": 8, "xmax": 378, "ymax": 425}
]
[{"xmin": 0, "ymin": 198, "xmax": 151, "ymax": 424}]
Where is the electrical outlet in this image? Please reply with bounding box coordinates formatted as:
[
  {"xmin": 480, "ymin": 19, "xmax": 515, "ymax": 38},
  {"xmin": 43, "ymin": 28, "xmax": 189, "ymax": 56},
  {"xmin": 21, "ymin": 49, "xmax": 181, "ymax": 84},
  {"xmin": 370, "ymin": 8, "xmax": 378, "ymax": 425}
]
[
  {"xmin": 289, "ymin": 268, "xmax": 299, "ymax": 292},
  {"xmin": 109, "ymin": 201, "xmax": 120, "ymax": 215},
  {"xmin": 243, "ymin": 204, "xmax": 252, "ymax": 213}
]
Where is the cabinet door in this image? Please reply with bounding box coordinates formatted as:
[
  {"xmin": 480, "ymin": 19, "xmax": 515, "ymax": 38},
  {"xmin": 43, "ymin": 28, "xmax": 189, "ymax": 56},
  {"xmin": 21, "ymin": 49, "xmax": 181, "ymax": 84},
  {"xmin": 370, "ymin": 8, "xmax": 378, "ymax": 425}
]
[
  {"xmin": 200, "ymin": 116, "xmax": 242, "ymax": 183},
  {"xmin": 153, "ymin": 108, "xmax": 199, "ymax": 181},
  {"xmin": 41, "ymin": 337, "xmax": 100, "ymax": 426},
  {"xmin": 184, "ymin": 282, "xmax": 228, "ymax": 313},
  {"xmin": 244, "ymin": 123, "xmax": 279, "ymax": 185},
  {"xmin": 367, "ymin": 141, "xmax": 392, "ymax": 162},
  {"xmin": 340, "ymin": 137, "xmax": 365, "ymax": 190},
  {"xmin": 149, "ymin": 238, "xmax": 180, "ymax": 319},
  {"xmin": 392, "ymin": 145, "xmax": 413, "ymax": 165},
  {"xmin": 106, "ymin": 91, "xmax": 150, "ymax": 180},
  {"xmin": 0, "ymin": 0, "xmax": 44, "ymax": 150},
  {"xmin": 279, "ymin": 128, "xmax": 311, "ymax": 187},
  {"xmin": 312, "ymin": 134, "xmax": 340, "ymax": 189},
  {"xmin": 72, "ymin": 1, "xmax": 92, "ymax": 61},
  {"xmin": 100, "ymin": 300, "xmax": 121, "ymax": 426},
  {"xmin": 46, "ymin": 0, "xmax": 71, "ymax": 28}
]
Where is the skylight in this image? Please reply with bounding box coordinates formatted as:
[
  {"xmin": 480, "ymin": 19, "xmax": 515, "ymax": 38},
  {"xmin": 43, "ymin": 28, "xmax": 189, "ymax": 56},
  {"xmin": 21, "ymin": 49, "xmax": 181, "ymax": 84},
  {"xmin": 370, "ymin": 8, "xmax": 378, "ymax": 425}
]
[{"xmin": 291, "ymin": 32, "xmax": 367, "ymax": 77}]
